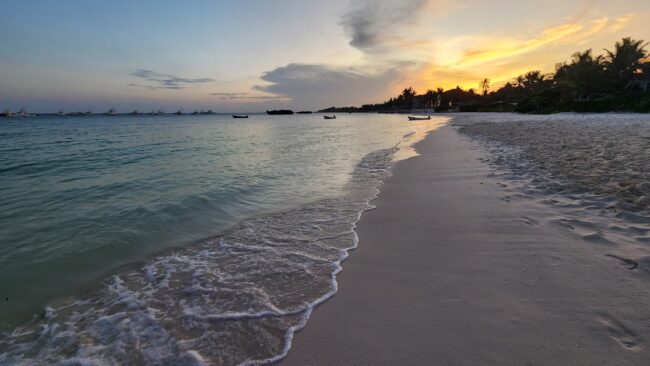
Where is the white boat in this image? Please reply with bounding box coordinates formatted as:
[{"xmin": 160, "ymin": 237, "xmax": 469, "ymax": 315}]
[
  {"xmin": 17, "ymin": 108, "xmax": 35, "ymax": 117},
  {"xmin": 408, "ymin": 115, "xmax": 431, "ymax": 121}
]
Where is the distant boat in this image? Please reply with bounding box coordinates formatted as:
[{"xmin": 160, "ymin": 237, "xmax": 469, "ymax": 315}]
[
  {"xmin": 129, "ymin": 110, "xmax": 139, "ymax": 115},
  {"xmin": 68, "ymin": 111, "xmax": 85, "ymax": 116},
  {"xmin": 105, "ymin": 108, "xmax": 117, "ymax": 116},
  {"xmin": 84, "ymin": 110, "xmax": 93, "ymax": 115},
  {"xmin": 323, "ymin": 115, "xmax": 336, "ymax": 120},
  {"xmin": 17, "ymin": 108, "xmax": 35, "ymax": 117},
  {"xmin": 175, "ymin": 110, "xmax": 184, "ymax": 115},
  {"xmin": 408, "ymin": 115, "xmax": 431, "ymax": 121},
  {"xmin": 191, "ymin": 110, "xmax": 199, "ymax": 115},
  {"xmin": 0, "ymin": 109, "xmax": 14, "ymax": 117},
  {"xmin": 297, "ymin": 111, "xmax": 313, "ymax": 114},
  {"xmin": 232, "ymin": 115, "xmax": 249, "ymax": 119},
  {"xmin": 266, "ymin": 109, "xmax": 294, "ymax": 115},
  {"xmin": 200, "ymin": 110, "xmax": 216, "ymax": 115},
  {"xmin": 155, "ymin": 110, "xmax": 165, "ymax": 115},
  {"xmin": 57, "ymin": 110, "xmax": 65, "ymax": 116}
]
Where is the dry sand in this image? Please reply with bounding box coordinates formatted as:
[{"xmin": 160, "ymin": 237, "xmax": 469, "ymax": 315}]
[{"xmin": 279, "ymin": 117, "xmax": 650, "ymax": 365}]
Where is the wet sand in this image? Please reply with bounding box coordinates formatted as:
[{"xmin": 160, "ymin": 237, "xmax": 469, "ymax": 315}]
[{"xmin": 280, "ymin": 121, "xmax": 650, "ymax": 365}]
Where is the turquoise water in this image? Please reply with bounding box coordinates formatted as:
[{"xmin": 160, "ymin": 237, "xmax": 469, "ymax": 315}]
[{"xmin": 0, "ymin": 113, "xmax": 444, "ymax": 364}]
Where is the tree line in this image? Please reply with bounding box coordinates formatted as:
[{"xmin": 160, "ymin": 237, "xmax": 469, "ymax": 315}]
[{"xmin": 320, "ymin": 37, "xmax": 650, "ymax": 114}]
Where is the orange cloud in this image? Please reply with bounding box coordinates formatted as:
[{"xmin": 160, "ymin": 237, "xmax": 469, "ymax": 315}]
[{"xmin": 408, "ymin": 15, "xmax": 636, "ymax": 91}]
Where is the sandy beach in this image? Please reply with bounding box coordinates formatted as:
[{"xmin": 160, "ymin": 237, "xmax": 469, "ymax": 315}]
[{"xmin": 280, "ymin": 116, "xmax": 650, "ymax": 365}]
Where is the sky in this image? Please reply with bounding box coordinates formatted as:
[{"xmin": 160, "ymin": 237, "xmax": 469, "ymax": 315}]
[{"xmin": 1, "ymin": 0, "xmax": 649, "ymax": 112}]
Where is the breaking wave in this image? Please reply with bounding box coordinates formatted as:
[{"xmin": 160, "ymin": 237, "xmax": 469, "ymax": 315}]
[{"xmin": 0, "ymin": 146, "xmax": 398, "ymax": 366}]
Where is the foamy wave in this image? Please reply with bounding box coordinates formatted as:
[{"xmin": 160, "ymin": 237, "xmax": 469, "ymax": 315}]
[{"xmin": 0, "ymin": 147, "xmax": 398, "ymax": 366}]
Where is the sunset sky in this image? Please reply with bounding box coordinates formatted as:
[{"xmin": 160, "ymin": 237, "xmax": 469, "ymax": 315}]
[{"xmin": 1, "ymin": 0, "xmax": 649, "ymax": 112}]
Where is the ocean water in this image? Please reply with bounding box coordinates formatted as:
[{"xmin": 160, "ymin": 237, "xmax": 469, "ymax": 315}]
[{"xmin": 0, "ymin": 113, "xmax": 445, "ymax": 365}]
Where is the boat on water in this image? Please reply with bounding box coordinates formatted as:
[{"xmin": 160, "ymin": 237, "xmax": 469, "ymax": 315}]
[
  {"xmin": 1, "ymin": 109, "xmax": 14, "ymax": 117},
  {"xmin": 67, "ymin": 111, "xmax": 85, "ymax": 116},
  {"xmin": 129, "ymin": 110, "xmax": 140, "ymax": 115},
  {"xmin": 105, "ymin": 108, "xmax": 117, "ymax": 116},
  {"xmin": 266, "ymin": 109, "xmax": 294, "ymax": 115},
  {"xmin": 175, "ymin": 110, "xmax": 184, "ymax": 115},
  {"xmin": 84, "ymin": 110, "xmax": 93, "ymax": 115},
  {"xmin": 323, "ymin": 115, "xmax": 336, "ymax": 120},
  {"xmin": 57, "ymin": 110, "xmax": 65, "ymax": 116},
  {"xmin": 408, "ymin": 115, "xmax": 431, "ymax": 121},
  {"xmin": 17, "ymin": 108, "xmax": 36, "ymax": 117},
  {"xmin": 232, "ymin": 115, "xmax": 249, "ymax": 119},
  {"xmin": 200, "ymin": 110, "xmax": 216, "ymax": 115}
]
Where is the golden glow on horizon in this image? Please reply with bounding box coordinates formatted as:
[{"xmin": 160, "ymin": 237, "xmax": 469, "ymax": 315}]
[{"xmin": 402, "ymin": 15, "xmax": 637, "ymax": 92}]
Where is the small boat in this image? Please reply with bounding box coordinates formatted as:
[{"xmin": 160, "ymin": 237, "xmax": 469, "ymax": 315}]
[
  {"xmin": 57, "ymin": 110, "xmax": 65, "ymax": 116},
  {"xmin": 84, "ymin": 110, "xmax": 93, "ymax": 115},
  {"xmin": 408, "ymin": 115, "xmax": 431, "ymax": 121},
  {"xmin": 232, "ymin": 115, "xmax": 249, "ymax": 119},
  {"xmin": 191, "ymin": 110, "xmax": 199, "ymax": 115},
  {"xmin": 17, "ymin": 108, "xmax": 36, "ymax": 117},
  {"xmin": 105, "ymin": 108, "xmax": 117, "ymax": 116},
  {"xmin": 1, "ymin": 109, "xmax": 14, "ymax": 117},
  {"xmin": 266, "ymin": 109, "xmax": 294, "ymax": 115},
  {"xmin": 175, "ymin": 110, "xmax": 184, "ymax": 115},
  {"xmin": 200, "ymin": 110, "xmax": 216, "ymax": 115},
  {"xmin": 155, "ymin": 110, "xmax": 165, "ymax": 115},
  {"xmin": 323, "ymin": 115, "xmax": 336, "ymax": 120},
  {"xmin": 68, "ymin": 111, "xmax": 85, "ymax": 116},
  {"xmin": 129, "ymin": 110, "xmax": 139, "ymax": 115}
]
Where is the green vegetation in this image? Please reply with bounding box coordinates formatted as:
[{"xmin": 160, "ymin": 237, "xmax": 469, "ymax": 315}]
[{"xmin": 320, "ymin": 37, "xmax": 650, "ymax": 114}]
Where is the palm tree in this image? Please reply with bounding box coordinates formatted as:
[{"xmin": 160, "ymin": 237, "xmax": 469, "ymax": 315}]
[
  {"xmin": 479, "ymin": 78, "xmax": 490, "ymax": 95},
  {"xmin": 554, "ymin": 49, "xmax": 607, "ymax": 100},
  {"xmin": 604, "ymin": 37, "xmax": 649, "ymax": 88},
  {"xmin": 423, "ymin": 89, "xmax": 436, "ymax": 108}
]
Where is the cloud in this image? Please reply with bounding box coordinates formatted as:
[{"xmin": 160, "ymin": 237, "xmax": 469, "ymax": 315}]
[
  {"xmin": 130, "ymin": 69, "xmax": 215, "ymax": 89},
  {"xmin": 411, "ymin": 16, "xmax": 635, "ymax": 91},
  {"xmin": 210, "ymin": 92, "xmax": 248, "ymax": 97},
  {"xmin": 253, "ymin": 63, "xmax": 408, "ymax": 109},
  {"xmin": 209, "ymin": 92, "xmax": 290, "ymax": 102},
  {"xmin": 340, "ymin": 0, "xmax": 430, "ymax": 50}
]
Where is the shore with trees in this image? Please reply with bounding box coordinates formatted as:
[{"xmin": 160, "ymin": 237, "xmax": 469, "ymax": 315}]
[{"xmin": 320, "ymin": 37, "xmax": 650, "ymax": 114}]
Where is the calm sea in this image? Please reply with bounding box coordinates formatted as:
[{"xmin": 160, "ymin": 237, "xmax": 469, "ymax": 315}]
[{"xmin": 0, "ymin": 113, "xmax": 445, "ymax": 365}]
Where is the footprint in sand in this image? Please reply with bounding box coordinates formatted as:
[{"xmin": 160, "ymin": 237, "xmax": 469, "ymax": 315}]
[
  {"xmin": 519, "ymin": 216, "xmax": 539, "ymax": 227},
  {"xmin": 556, "ymin": 219, "xmax": 575, "ymax": 230},
  {"xmin": 604, "ymin": 254, "xmax": 638, "ymax": 270},
  {"xmin": 597, "ymin": 314, "xmax": 643, "ymax": 352}
]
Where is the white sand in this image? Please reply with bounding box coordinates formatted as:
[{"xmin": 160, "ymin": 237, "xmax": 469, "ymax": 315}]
[
  {"xmin": 279, "ymin": 117, "xmax": 650, "ymax": 365},
  {"xmin": 455, "ymin": 113, "xmax": 650, "ymax": 213}
]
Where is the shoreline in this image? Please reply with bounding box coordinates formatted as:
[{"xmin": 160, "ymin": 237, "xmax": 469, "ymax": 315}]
[
  {"xmin": 279, "ymin": 121, "xmax": 650, "ymax": 365},
  {"xmin": 1, "ymin": 118, "xmax": 444, "ymax": 365}
]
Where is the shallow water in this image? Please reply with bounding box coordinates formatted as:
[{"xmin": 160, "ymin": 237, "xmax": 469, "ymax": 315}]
[{"xmin": 0, "ymin": 113, "xmax": 445, "ymax": 364}]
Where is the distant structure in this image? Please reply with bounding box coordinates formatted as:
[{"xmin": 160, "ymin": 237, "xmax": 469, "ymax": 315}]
[{"xmin": 266, "ymin": 110, "xmax": 294, "ymax": 115}]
